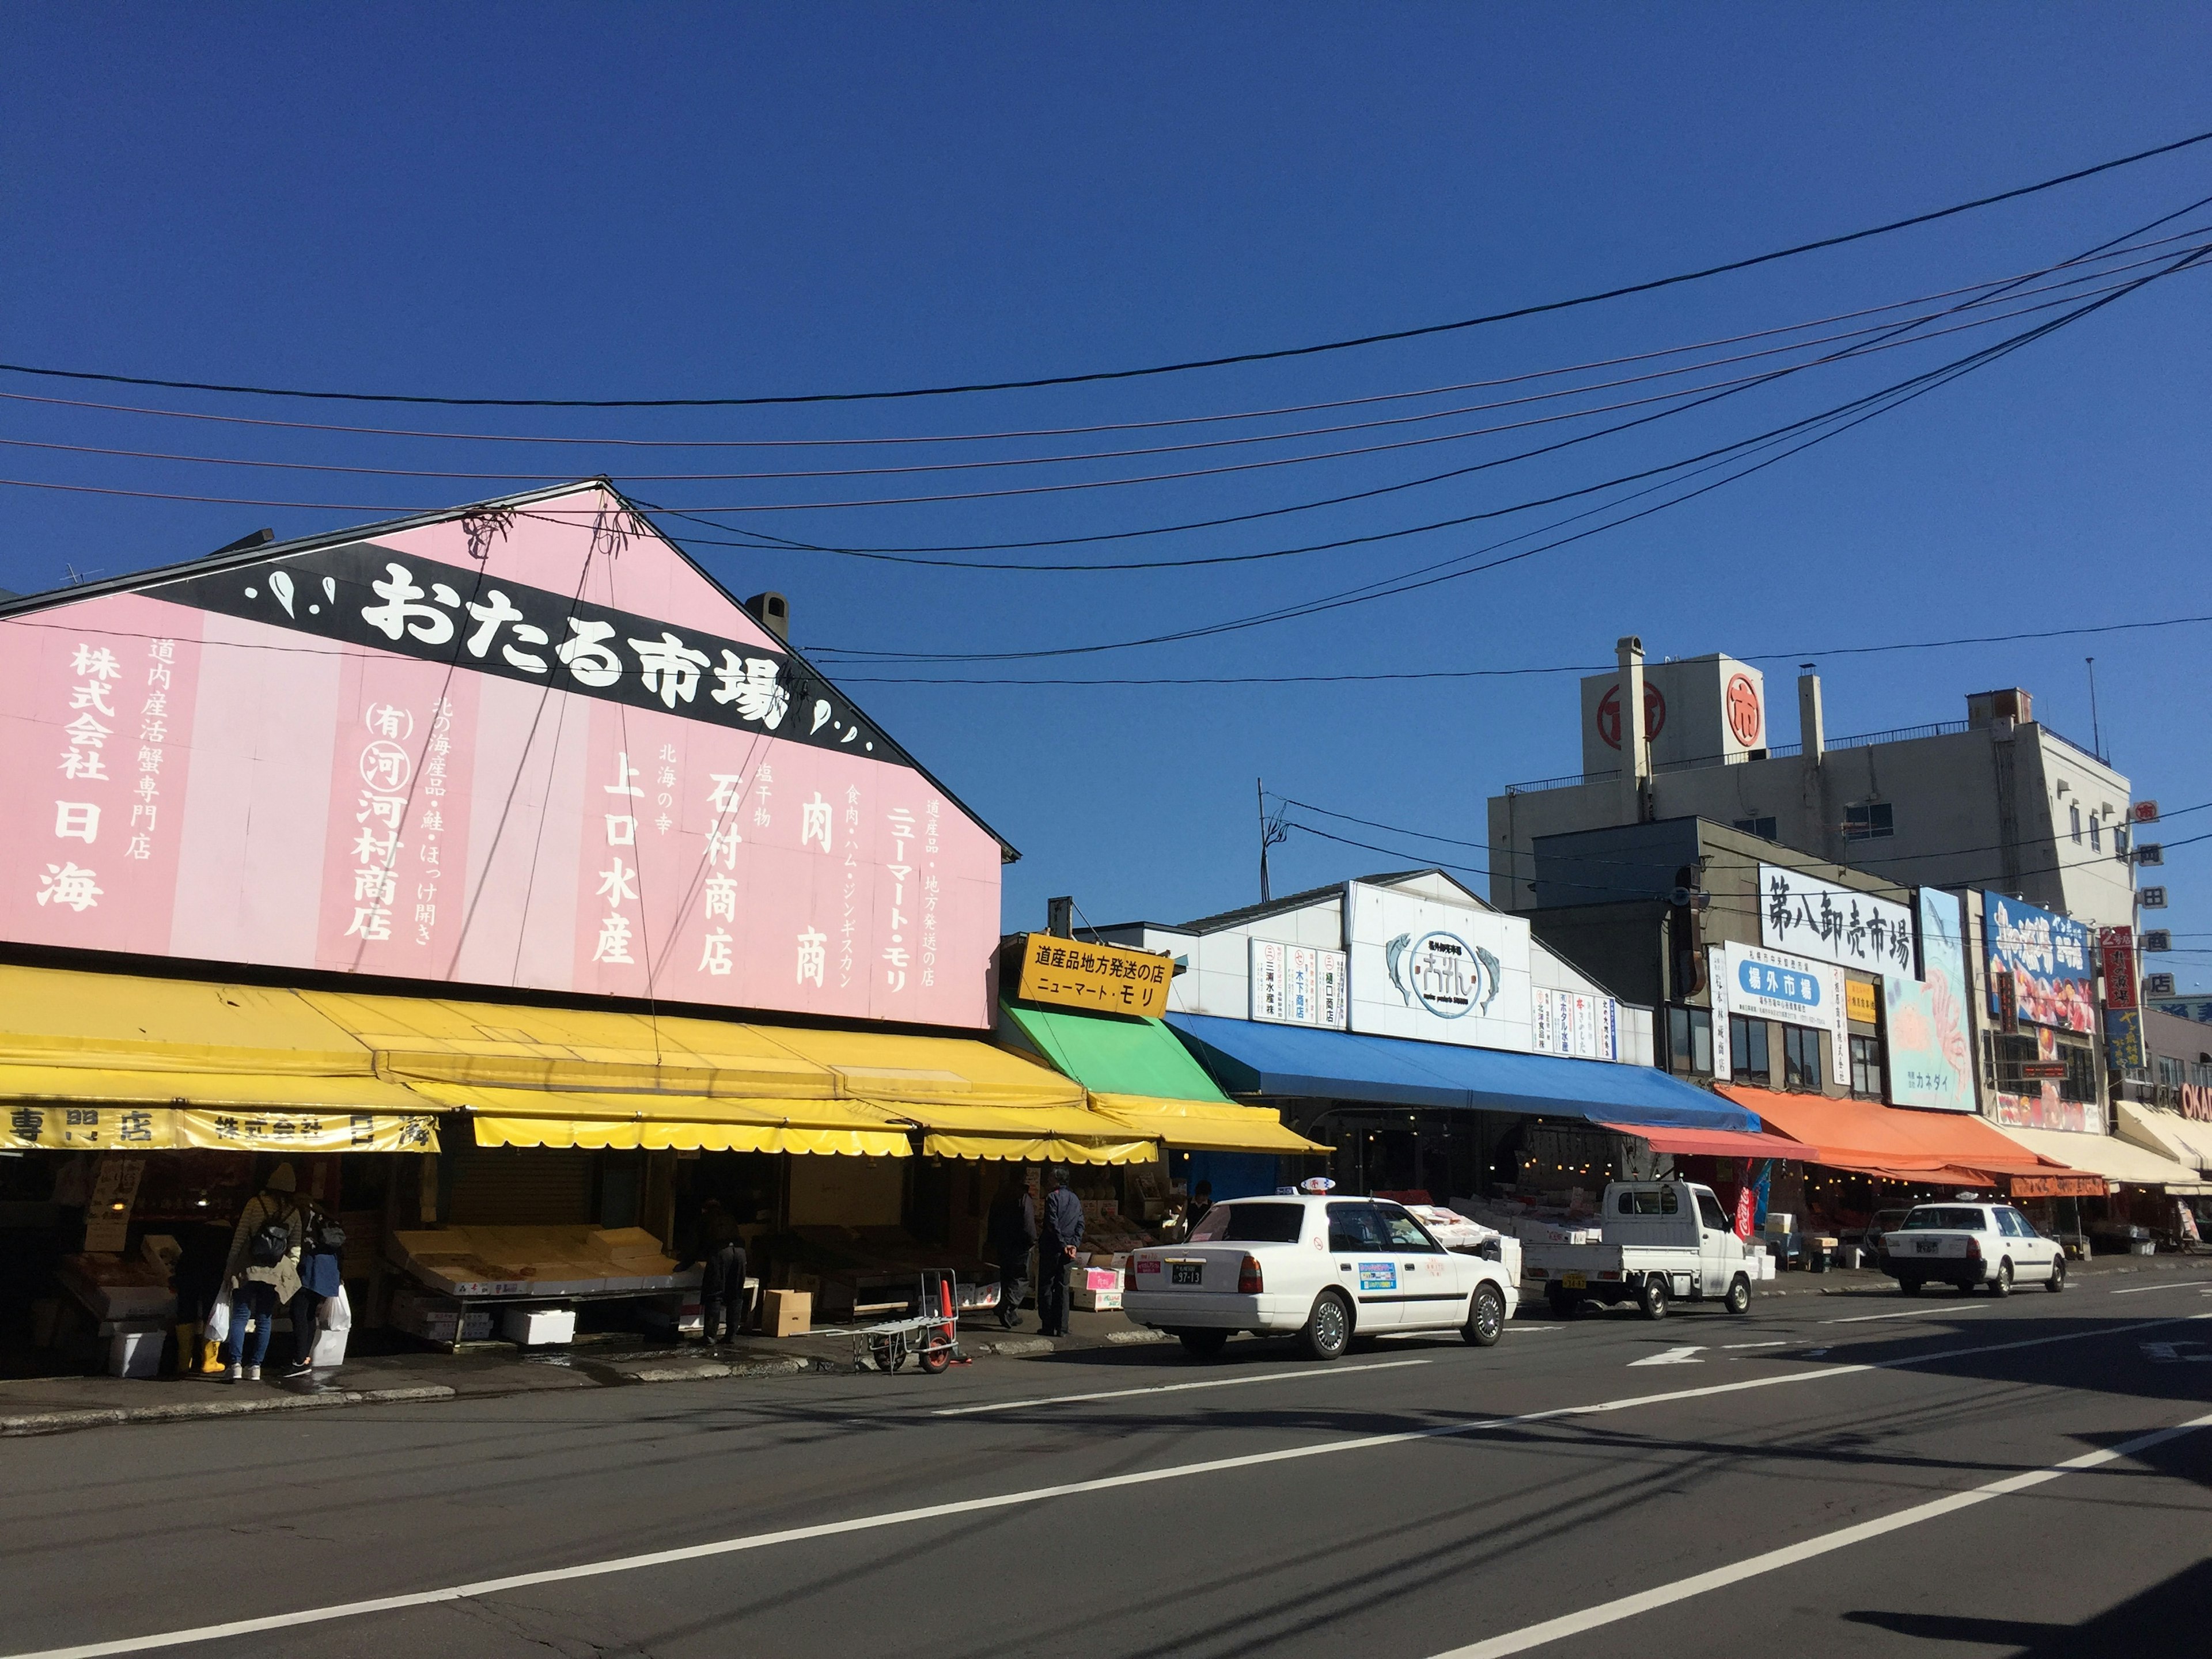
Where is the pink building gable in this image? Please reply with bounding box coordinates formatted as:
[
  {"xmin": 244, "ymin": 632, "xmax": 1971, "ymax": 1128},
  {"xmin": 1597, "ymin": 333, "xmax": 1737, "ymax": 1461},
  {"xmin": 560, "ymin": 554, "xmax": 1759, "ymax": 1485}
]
[{"xmin": 0, "ymin": 484, "xmax": 1005, "ymax": 1028}]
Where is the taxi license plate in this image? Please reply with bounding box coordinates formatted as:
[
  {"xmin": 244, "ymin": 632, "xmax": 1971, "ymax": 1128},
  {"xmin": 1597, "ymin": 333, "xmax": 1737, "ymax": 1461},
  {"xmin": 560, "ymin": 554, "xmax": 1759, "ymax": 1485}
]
[
  {"xmin": 1561, "ymin": 1272, "xmax": 1588, "ymax": 1290},
  {"xmin": 1916, "ymin": 1241, "xmax": 1940, "ymax": 1254},
  {"xmin": 1169, "ymin": 1260, "xmax": 1205, "ymax": 1286}
]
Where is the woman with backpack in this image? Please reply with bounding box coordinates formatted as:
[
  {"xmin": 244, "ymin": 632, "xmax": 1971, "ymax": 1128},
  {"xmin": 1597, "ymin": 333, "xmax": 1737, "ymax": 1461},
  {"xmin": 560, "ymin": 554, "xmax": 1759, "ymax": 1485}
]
[{"xmin": 218, "ymin": 1163, "xmax": 306, "ymax": 1382}]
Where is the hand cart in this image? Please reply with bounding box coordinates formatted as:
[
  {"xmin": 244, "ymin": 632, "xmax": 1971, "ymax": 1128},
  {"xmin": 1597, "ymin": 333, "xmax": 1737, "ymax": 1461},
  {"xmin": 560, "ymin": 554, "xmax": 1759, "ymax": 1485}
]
[{"xmin": 847, "ymin": 1269, "xmax": 968, "ymax": 1375}]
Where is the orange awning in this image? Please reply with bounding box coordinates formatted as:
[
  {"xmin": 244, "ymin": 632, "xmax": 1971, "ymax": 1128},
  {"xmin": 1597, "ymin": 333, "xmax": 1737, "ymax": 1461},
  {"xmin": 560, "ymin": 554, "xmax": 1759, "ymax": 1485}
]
[{"xmin": 1718, "ymin": 1085, "xmax": 2100, "ymax": 1195}]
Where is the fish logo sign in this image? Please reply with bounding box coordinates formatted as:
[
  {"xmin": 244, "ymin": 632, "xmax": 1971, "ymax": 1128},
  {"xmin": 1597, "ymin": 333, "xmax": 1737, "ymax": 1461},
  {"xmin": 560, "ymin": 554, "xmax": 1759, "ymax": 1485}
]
[{"xmin": 1385, "ymin": 929, "xmax": 1500, "ymax": 1021}]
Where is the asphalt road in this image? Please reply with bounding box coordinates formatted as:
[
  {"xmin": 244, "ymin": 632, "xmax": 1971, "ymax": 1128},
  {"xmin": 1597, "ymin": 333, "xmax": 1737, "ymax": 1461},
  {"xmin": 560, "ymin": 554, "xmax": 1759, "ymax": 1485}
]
[{"xmin": 4, "ymin": 1277, "xmax": 2210, "ymax": 1659}]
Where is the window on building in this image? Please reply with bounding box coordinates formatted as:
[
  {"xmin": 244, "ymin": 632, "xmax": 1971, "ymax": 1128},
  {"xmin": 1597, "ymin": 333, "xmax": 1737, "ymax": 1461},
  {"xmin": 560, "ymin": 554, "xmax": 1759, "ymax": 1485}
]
[
  {"xmin": 1985, "ymin": 1032, "xmax": 2038, "ymax": 1089},
  {"xmin": 2069, "ymin": 804, "xmax": 2082, "ymax": 844},
  {"xmin": 2191, "ymin": 1060, "xmax": 2212, "ymax": 1089},
  {"xmin": 2116, "ymin": 824, "xmax": 2131, "ymax": 859},
  {"xmin": 1666, "ymin": 1006, "xmax": 1713, "ymax": 1075},
  {"xmin": 1782, "ymin": 1024, "xmax": 1823, "ymax": 1090},
  {"xmin": 1843, "ymin": 802, "xmax": 1895, "ymax": 841},
  {"xmin": 2157, "ymin": 1055, "xmax": 2186, "ymax": 1088},
  {"xmin": 1850, "ymin": 1034, "xmax": 1885, "ymax": 1099},
  {"xmin": 2058, "ymin": 1043, "xmax": 2097, "ymax": 1104},
  {"xmin": 1730, "ymin": 1016, "xmax": 1770, "ymax": 1085},
  {"xmin": 2089, "ymin": 816, "xmax": 2103, "ymax": 851},
  {"xmin": 1732, "ymin": 816, "xmax": 1778, "ymax": 841}
]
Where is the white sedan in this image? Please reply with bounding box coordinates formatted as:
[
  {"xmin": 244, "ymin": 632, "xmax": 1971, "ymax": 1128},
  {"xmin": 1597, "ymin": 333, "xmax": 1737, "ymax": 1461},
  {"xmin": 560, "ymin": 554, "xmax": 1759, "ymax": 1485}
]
[
  {"xmin": 1880, "ymin": 1202, "xmax": 2068, "ymax": 1296},
  {"xmin": 1122, "ymin": 1193, "xmax": 1518, "ymax": 1360}
]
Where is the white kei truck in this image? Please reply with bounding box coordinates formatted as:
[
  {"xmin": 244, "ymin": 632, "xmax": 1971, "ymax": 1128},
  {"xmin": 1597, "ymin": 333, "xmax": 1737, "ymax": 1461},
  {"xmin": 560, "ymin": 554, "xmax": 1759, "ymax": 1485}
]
[{"xmin": 1521, "ymin": 1179, "xmax": 1762, "ymax": 1320}]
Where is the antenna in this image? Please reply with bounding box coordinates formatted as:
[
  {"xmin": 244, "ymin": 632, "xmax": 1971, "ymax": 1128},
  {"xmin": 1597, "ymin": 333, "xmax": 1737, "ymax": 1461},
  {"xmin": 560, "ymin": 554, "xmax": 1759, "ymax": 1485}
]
[{"xmin": 2086, "ymin": 656, "xmax": 2103, "ymax": 761}]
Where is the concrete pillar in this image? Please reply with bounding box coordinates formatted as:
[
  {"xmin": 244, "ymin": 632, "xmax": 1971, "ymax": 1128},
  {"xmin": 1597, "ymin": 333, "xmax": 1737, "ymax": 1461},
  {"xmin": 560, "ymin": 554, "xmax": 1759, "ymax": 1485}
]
[
  {"xmin": 1618, "ymin": 636, "xmax": 1650, "ymax": 823},
  {"xmin": 1798, "ymin": 671, "xmax": 1825, "ymax": 763}
]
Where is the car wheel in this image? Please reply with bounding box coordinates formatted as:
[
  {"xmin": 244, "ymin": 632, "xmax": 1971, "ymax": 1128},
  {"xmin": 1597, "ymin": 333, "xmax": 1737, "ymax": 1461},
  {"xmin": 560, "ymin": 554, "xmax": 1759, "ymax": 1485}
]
[
  {"xmin": 1638, "ymin": 1275, "xmax": 1669, "ymax": 1320},
  {"xmin": 1301, "ymin": 1290, "xmax": 1352, "ymax": 1361},
  {"xmin": 1464, "ymin": 1284, "xmax": 1506, "ymax": 1347},
  {"xmin": 1898, "ymin": 1275, "xmax": 1922, "ymax": 1297},
  {"xmin": 2045, "ymin": 1255, "xmax": 2066, "ymax": 1293},
  {"xmin": 1176, "ymin": 1329, "xmax": 1229, "ymax": 1361},
  {"xmin": 1988, "ymin": 1260, "xmax": 2013, "ymax": 1298},
  {"xmin": 1724, "ymin": 1274, "xmax": 1752, "ymax": 1315}
]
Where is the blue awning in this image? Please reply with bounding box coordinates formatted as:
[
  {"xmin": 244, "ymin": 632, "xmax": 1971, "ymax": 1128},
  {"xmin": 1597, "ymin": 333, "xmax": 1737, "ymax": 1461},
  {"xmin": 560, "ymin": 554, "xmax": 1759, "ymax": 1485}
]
[{"xmin": 1164, "ymin": 1013, "xmax": 1756, "ymax": 1134}]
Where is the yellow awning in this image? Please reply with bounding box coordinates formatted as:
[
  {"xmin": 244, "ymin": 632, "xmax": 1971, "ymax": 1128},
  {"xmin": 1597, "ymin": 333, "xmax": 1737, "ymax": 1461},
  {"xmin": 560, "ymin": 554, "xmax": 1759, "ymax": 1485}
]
[
  {"xmin": 922, "ymin": 1133, "xmax": 1158, "ymax": 1165},
  {"xmin": 412, "ymin": 1082, "xmax": 912, "ymax": 1157},
  {"xmin": 1088, "ymin": 1092, "xmax": 1328, "ymax": 1154}
]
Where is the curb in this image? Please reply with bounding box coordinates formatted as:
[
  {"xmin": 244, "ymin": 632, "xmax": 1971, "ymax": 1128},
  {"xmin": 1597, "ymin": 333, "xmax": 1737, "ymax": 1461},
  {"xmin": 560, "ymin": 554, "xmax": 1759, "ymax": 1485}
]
[{"xmin": 1, "ymin": 1382, "xmax": 456, "ymax": 1438}]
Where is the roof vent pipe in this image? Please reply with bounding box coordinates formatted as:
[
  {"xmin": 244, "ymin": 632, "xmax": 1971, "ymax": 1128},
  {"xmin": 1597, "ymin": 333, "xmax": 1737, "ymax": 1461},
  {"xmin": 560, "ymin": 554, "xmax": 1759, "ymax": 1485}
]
[{"xmin": 744, "ymin": 592, "xmax": 790, "ymax": 644}]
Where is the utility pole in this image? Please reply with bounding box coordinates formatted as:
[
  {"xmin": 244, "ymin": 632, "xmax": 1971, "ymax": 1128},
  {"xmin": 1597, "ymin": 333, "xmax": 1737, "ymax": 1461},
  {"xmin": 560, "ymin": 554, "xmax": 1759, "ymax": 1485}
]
[
  {"xmin": 1257, "ymin": 778, "xmax": 1271, "ymax": 903},
  {"xmin": 2086, "ymin": 656, "xmax": 2104, "ymax": 762}
]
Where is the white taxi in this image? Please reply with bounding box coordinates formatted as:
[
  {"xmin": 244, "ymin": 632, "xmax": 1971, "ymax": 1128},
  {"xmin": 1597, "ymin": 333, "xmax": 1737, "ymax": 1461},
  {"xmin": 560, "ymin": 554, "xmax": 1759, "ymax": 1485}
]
[
  {"xmin": 1121, "ymin": 1191, "xmax": 1518, "ymax": 1360},
  {"xmin": 1880, "ymin": 1201, "xmax": 2068, "ymax": 1296}
]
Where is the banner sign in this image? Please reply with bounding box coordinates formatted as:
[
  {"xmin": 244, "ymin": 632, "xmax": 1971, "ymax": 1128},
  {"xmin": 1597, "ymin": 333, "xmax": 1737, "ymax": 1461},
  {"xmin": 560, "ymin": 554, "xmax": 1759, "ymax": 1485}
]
[
  {"xmin": 1531, "ymin": 988, "xmax": 1619, "ymax": 1061},
  {"xmin": 2104, "ymin": 1007, "xmax": 2145, "ymax": 1073},
  {"xmin": 1250, "ymin": 938, "xmax": 1347, "ymax": 1029},
  {"xmin": 2099, "ymin": 925, "xmax": 2138, "ymax": 1012},
  {"xmin": 3, "ymin": 1104, "xmax": 441, "ymax": 1153},
  {"xmin": 1884, "ymin": 890, "xmax": 1975, "ymax": 1113},
  {"xmin": 1989, "ymin": 1024, "xmax": 2097, "ymax": 1134},
  {"xmin": 1759, "ymin": 865, "xmax": 1916, "ymax": 980},
  {"xmin": 1982, "ymin": 893, "xmax": 2095, "ymax": 1034},
  {"xmin": 0, "ymin": 487, "xmax": 1003, "ymax": 1028},
  {"xmin": 1016, "ymin": 933, "xmax": 1173, "ymax": 1018},
  {"xmin": 1346, "ymin": 883, "xmax": 1533, "ymax": 1053}
]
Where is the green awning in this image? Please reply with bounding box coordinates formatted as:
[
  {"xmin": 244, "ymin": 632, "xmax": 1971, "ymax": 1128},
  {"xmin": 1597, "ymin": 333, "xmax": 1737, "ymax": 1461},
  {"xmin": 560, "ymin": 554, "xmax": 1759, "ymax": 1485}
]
[
  {"xmin": 1002, "ymin": 1003, "xmax": 1236, "ymax": 1102},
  {"xmin": 999, "ymin": 1003, "xmax": 1327, "ymax": 1156}
]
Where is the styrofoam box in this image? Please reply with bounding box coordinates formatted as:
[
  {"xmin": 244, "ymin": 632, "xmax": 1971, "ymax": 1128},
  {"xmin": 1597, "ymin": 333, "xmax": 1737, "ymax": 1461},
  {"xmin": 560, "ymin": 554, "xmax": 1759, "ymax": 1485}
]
[
  {"xmin": 502, "ymin": 1306, "xmax": 577, "ymax": 1346},
  {"xmin": 109, "ymin": 1330, "xmax": 162, "ymax": 1379},
  {"xmin": 1070, "ymin": 1286, "xmax": 1122, "ymax": 1312}
]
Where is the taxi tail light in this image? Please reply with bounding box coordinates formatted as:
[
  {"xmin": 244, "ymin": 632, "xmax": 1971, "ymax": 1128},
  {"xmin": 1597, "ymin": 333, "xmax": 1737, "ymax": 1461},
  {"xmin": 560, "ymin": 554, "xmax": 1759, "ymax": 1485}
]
[
  {"xmin": 1123, "ymin": 1256, "xmax": 1139, "ymax": 1294},
  {"xmin": 1237, "ymin": 1254, "xmax": 1264, "ymax": 1295},
  {"xmin": 1964, "ymin": 1237, "xmax": 1982, "ymax": 1260}
]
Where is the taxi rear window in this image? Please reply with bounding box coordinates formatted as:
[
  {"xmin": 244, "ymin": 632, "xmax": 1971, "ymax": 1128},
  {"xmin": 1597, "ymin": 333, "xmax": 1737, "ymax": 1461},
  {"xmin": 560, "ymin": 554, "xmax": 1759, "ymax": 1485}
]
[
  {"xmin": 1191, "ymin": 1202, "xmax": 1306, "ymax": 1244},
  {"xmin": 1900, "ymin": 1207, "xmax": 1987, "ymax": 1231}
]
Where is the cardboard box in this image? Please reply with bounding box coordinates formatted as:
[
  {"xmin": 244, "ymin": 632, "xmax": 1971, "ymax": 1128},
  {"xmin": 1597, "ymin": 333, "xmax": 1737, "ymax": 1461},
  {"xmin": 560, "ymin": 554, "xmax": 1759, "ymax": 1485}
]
[
  {"xmin": 502, "ymin": 1306, "xmax": 577, "ymax": 1346},
  {"xmin": 1067, "ymin": 1265, "xmax": 1121, "ymax": 1292},
  {"xmin": 762, "ymin": 1289, "xmax": 811, "ymax": 1336},
  {"xmin": 1070, "ymin": 1286, "xmax": 1122, "ymax": 1312}
]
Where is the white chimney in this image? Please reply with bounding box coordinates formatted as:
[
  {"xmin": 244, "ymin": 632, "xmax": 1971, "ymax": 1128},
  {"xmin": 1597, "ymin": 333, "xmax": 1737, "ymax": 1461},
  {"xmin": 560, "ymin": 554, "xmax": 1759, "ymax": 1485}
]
[{"xmin": 1618, "ymin": 635, "xmax": 1650, "ymax": 823}]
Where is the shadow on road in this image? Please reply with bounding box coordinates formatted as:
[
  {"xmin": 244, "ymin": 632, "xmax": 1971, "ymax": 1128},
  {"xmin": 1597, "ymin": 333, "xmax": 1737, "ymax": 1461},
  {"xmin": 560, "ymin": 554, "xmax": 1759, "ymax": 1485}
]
[{"xmin": 1846, "ymin": 1557, "xmax": 2212, "ymax": 1649}]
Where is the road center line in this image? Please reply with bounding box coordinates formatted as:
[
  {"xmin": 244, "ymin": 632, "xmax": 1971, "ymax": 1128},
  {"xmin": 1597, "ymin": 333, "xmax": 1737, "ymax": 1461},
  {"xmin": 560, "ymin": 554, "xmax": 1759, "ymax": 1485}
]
[
  {"xmin": 12, "ymin": 1312, "xmax": 2202, "ymax": 1659},
  {"xmin": 1722, "ymin": 1341, "xmax": 1790, "ymax": 1350},
  {"xmin": 1424, "ymin": 1407, "xmax": 2212, "ymax": 1658},
  {"xmin": 1823, "ymin": 1301, "xmax": 2001, "ymax": 1325},
  {"xmin": 930, "ymin": 1357, "xmax": 1431, "ymax": 1416},
  {"xmin": 2109, "ymin": 1279, "xmax": 2212, "ymax": 1294}
]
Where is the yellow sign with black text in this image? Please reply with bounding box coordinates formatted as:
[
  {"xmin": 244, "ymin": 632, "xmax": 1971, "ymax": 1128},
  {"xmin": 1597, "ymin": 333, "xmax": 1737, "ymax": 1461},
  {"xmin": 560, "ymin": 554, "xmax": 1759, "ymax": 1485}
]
[
  {"xmin": 1015, "ymin": 933, "xmax": 1173, "ymax": 1018},
  {"xmin": 1846, "ymin": 978, "xmax": 1879, "ymax": 1027}
]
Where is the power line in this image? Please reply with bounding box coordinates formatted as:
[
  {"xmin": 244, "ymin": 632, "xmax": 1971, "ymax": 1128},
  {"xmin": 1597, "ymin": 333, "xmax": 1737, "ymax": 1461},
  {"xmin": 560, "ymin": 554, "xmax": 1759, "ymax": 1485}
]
[
  {"xmin": 4, "ymin": 127, "xmax": 2207, "ymax": 407},
  {"xmin": 808, "ymin": 244, "xmax": 2211, "ymax": 662}
]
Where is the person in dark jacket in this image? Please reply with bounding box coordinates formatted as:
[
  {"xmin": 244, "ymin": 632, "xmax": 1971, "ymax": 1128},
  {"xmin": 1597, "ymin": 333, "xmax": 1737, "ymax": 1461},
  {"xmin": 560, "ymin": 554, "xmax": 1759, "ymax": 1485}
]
[
  {"xmin": 278, "ymin": 1199, "xmax": 345, "ymax": 1380},
  {"xmin": 1036, "ymin": 1166, "xmax": 1085, "ymax": 1338},
  {"xmin": 687, "ymin": 1199, "xmax": 750, "ymax": 1345},
  {"xmin": 986, "ymin": 1172, "xmax": 1037, "ymax": 1330}
]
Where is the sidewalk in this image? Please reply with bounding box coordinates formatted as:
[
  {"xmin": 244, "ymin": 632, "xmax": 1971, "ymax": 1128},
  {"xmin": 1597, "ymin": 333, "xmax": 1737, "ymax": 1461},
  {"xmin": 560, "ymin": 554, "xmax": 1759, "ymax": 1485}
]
[
  {"xmin": 7, "ymin": 1253, "xmax": 2202, "ymax": 1437},
  {"xmin": 0, "ymin": 1308, "xmax": 1162, "ymax": 1437}
]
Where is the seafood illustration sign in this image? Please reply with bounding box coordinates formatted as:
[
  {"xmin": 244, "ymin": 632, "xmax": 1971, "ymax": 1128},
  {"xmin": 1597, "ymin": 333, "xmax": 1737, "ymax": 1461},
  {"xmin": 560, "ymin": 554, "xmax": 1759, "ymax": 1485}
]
[
  {"xmin": 0, "ymin": 486, "xmax": 1003, "ymax": 1028},
  {"xmin": 1345, "ymin": 882, "xmax": 1533, "ymax": 1052},
  {"xmin": 1982, "ymin": 892, "xmax": 2095, "ymax": 1035},
  {"xmin": 1884, "ymin": 888, "xmax": 1975, "ymax": 1112}
]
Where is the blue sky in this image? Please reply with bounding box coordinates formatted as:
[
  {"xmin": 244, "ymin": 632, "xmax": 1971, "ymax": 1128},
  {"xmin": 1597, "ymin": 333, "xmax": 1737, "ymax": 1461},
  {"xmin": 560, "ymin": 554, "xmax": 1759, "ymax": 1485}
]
[{"xmin": 4, "ymin": 7, "xmax": 2209, "ymax": 967}]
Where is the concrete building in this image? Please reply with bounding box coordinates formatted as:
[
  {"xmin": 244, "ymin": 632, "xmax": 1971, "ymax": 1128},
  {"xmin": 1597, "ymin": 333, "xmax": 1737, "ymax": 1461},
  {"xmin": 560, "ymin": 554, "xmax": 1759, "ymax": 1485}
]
[{"xmin": 1487, "ymin": 641, "xmax": 2138, "ymax": 929}]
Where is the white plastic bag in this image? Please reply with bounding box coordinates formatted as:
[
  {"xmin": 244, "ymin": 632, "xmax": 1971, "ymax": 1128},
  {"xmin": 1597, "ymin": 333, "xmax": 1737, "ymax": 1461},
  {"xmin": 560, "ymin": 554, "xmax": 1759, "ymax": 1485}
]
[
  {"xmin": 317, "ymin": 1285, "xmax": 353, "ymax": 1333},
  {"xmin": 203, "ymin": 1289, "xmax": 233, "ymax": 1344}
]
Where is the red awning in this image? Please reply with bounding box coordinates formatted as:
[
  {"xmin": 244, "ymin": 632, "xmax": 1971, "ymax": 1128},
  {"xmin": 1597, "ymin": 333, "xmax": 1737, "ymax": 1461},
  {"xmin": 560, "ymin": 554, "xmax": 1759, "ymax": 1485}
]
[
  {"xmin": 1716, "ymin": 1085, "xmax": 2098, "ymax": 1194},
  {"xmin": 1599, "ymin": 1122, "xmax": 1817, "ymax": 1161}
]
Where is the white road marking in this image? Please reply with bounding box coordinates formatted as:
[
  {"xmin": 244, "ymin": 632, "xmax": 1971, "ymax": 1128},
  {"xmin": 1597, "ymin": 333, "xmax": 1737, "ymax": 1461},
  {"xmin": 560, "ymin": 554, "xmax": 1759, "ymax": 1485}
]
[
  {"xmin": 1822, "ymin": 1301, "xmax": 1998, "ymax": 1325},
  {"xmin": 2140, "ymin": 1342, "xmax": 2212, "ymax": 1363},
  {"xmin": 14, "ymin": 1312, "xmax": 2205, "ymax": 1659},
  {"xmin": 1722, "ymin": 1341, "xmax": 1790, "ymax": 1350},
  {"xmin": 2111, "ymin": 1279, "xmax": 2212, "ymax": 1294},
  {"xmin": 1425, "ymin": 1407, "xmax": 2212, "ymax": 1658},
  {"xmin": 930, "ymin": 1357, "xmax": 1432, "ymax": 1416},
  {"xmin": 1627, "ymin": 1346, "xmax": 1706, "ymax": 1368}
]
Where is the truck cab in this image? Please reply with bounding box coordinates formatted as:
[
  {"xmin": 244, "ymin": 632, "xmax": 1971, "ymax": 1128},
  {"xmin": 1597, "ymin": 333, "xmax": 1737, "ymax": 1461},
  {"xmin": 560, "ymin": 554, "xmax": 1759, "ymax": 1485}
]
[{"xmin": 1522, "ymin": 1179, "xmax": 1759, "ymax": 1319}]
